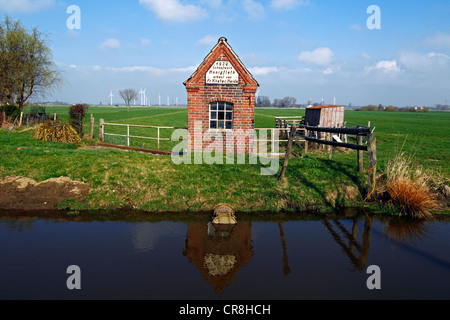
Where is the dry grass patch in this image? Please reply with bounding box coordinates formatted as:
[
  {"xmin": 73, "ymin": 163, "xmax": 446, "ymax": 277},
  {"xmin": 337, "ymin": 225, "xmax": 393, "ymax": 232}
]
[{"xmin": 384, "ymin": 153, "xmax": 441, "ymax": 219}]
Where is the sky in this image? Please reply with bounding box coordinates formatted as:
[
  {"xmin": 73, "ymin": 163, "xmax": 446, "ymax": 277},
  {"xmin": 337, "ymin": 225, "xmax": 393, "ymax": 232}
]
[{"xmin": 0, "ymin": 0, "xmax": 449, "ymax": 107}]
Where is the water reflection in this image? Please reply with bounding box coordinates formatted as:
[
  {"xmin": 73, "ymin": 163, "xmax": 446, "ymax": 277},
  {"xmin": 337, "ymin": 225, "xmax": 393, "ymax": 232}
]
[
  {"xmin": 183, "ymin": 221, "xmax": 252, "ymax": 294},
  {"xmin": 0, "ymin": 210, "xmax": 449, "ymax": 299},
  {"xmin": 323, "ymin": 214, "xmax": 372, "ymax": 271}
]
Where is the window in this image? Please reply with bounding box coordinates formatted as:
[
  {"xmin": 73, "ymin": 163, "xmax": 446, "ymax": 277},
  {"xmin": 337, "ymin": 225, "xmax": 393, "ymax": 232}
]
[{"xmin": 209, "ymin": 101, "xmax": 233, "ymax": 130}]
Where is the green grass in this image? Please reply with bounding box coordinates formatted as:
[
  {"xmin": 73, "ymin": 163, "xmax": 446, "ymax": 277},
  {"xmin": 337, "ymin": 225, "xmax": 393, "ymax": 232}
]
[{"xmin": 2, "ymin": 106, "xmax": 448, "ymax": 214}]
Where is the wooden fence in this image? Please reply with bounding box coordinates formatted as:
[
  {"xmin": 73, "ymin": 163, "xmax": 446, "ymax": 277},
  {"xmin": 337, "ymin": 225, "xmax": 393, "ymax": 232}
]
[
  {"xmin": 252, "ymin": 127, "xmax": 306, "ymax": 157},
  {"xmin": 98, "ymin": 119, "xmax": 186, "ymax": 151},
  {"xmin": 279, "ymin": 123, "xmax": 377, "ymax": 200}
]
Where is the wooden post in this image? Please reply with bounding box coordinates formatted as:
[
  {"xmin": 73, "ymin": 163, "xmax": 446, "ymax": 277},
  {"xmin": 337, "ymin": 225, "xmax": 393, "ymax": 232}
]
[
  {"xmin": 127, "ymin": 125, "xmax": 130, "ymax": 147},
  {"xmin": 279, "ymin": 125, "xmax": 297, "ymax": 180},
  {"xmin": 304, "ymin": 129, "xmax": 308, "ymax": 154},
  {"xmin": 367, "ymin": 132, "xmax": 377, "ymax": 199},
  {"xmin": 19, "ymin": 112, "xmax": 23, "ymax": 127},
  {"xmin": 90, "ymin": 114, "xmax": 94, "ymax": 139},
  {"xmin": 357, "ymin": 135, "xmax": 364, "ymax": 172},
  {"xmin": 157, "ymin": 127, "xmax": 160, "ymax": 150},
  {"xmin": 99, "ymin": 119, "xmax": 104, "ymax": 142},
  {"xmin": 54, "ymin": 113, "xmax": 57, "ymax": 122}
]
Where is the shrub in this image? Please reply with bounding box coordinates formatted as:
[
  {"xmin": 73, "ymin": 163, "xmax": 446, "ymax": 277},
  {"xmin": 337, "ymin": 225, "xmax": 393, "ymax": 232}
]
[
  {"xmin": 69, "ymin": 104, "xmax": 88, "ymax": 137},
  {"xmin": 384, "ymin": 153, "xmax": 439, "ymax": 219},
  {"xmin": 34, "ymin": 120, "xmax": 81, "ymax": 144},
  {"xmin": 1, "ymin": 105, "xmax": 21, "ymax": 119},
  {"xmin": 30, "ymin": 106, "xmax": 47, "ymax": 116}
]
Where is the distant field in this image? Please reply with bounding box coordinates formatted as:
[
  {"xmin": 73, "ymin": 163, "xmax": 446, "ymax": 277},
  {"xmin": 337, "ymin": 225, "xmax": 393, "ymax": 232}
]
[
  {"xmin": 2, "ymin": 106, "xmax": 447, "ymax": 213},
  {"xmin": 24, "ymin": 106, "xmax": 449, "ymax": 176}
]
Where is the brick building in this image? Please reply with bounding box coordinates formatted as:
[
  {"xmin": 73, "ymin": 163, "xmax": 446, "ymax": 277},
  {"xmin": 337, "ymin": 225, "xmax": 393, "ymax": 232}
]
[{"xmin": 184, "ymin": 37, "xmax": 259, "ymax": 153}]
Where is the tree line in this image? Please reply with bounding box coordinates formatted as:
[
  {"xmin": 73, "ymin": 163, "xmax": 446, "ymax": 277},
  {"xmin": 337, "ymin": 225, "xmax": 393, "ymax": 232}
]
[{"xmin": 256, "ymin": 96, "xmax": 302, "ymax": 108}]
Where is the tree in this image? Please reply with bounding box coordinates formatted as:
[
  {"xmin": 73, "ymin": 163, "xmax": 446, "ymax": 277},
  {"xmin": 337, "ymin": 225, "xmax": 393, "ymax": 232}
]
[
  {"xmin": 120, "ymin": 88, "xmax": 138, "ymax": 110},
  {"xmin": 0, "ymin": 17, "xmax": 62, "ymax": 111},
  {"xmin": 256, "ymin": 95, "xmax": 271, "ymax": 108}
]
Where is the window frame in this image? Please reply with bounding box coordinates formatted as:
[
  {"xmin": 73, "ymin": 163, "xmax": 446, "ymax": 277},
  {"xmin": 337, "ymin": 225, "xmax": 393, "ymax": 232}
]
[{"xmin": 209, "ymin": 101, "xmax": 234, "ymax": 131}]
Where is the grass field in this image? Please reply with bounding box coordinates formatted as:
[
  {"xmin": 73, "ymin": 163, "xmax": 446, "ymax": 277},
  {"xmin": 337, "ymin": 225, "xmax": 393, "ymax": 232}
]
[{"xmin": 1, "ymin": 106, "xmax": 448, "ymax": 215}]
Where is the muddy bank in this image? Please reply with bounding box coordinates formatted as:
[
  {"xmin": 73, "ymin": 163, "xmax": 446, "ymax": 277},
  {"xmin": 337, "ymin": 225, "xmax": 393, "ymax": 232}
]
[{"xmin": 0, "ymin": 176, "xmax": 89, "ymax": 210}]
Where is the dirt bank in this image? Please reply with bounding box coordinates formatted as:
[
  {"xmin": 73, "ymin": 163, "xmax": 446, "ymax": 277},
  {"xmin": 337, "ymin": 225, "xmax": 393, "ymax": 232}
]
[{"xmin": 0, "ymin": 176, "xmax": 89, "ymax": 210}]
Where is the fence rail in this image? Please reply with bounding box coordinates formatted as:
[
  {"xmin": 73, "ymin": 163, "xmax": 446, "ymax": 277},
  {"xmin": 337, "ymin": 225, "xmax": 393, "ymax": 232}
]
[
  {"xmin": 99, "ymin": 119, "xmax": 186, "ymax": 151},
  {"xmin": 280, "ymin": 122, "xmax": 377, "ymax": 200}
]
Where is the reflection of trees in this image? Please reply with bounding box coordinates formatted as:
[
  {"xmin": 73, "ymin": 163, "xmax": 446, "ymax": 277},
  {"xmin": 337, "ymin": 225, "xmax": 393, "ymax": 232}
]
[
  {"xmin": 183, "ymin": 222, "xmax": 253, "ymax": 294},
  {"xmin": 323, "ymin": 214, "xmax": 373, "ymax": 271}
]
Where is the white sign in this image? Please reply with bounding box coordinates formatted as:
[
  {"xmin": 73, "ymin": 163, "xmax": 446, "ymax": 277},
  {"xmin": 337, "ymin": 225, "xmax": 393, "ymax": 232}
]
[{"xmin": 206, "ymin": 61, "xmax": 239, "ymax": 85}]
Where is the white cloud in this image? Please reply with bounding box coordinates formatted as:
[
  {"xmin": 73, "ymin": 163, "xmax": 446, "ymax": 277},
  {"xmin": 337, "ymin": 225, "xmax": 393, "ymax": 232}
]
[
  {"xmin": 99, "ymin": 38, "xmax": 121, "ymax": 50},
  {"xmin": 105, "ymin": 65, "xmax": 197, "ymax": 75},
  {"xmin": 196, "ymin": 35, "xmax": 218, "ymax": 46},
  {"xmin": 139, "ymin": 0, "xmax": 208, "ymax": 22},
  {"xmin": 374, "ymin": 60, "xmax": 401, "ymax": 73},
  {"xmin": 398, "ymin": 51, "xmax": 450, "ymax": 71},
  {"xmin": 270, "ymin": 0, "xmax": 309, "ymax": 10},
  {"xmin": 243, "ymin": 0, "xmax": 266, "ymax": 20},
  {"xmin": 141, "ymin": 38, "xmax": 151, "ymax": 47},
  {"xmin": 249, "ymin": 66, "xmax": 279, "ymax": 75},
  {"xmin": 425, "ymin": 32, "xmax": 450, "ymax": 51},
  {"xmin": 298, "ymin": 47, "xmax": 335, "ymax": 66},
  {"xmin": 0, "ymin": 0, "xmax": 54, "ymax": 13},
  {"xmin": 365, "ymin": 60, "xmax": 401, "ymax": 74}
]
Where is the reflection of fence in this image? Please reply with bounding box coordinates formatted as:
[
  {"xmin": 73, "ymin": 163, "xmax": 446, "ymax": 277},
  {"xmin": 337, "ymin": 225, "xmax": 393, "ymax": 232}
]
[
  {"xmin": 323, "ymin": 215, "xmax": 373, "ymax": 271},
  {"xmin": 98, "ymin": 119, "xmax": 186, "ymax": 151}
]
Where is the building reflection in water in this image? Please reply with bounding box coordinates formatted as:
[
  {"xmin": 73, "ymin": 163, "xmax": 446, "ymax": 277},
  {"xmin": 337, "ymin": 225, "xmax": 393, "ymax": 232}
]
[{"xmin": 183, "ymin": 221, "xmax": 253, "ymax": 294}]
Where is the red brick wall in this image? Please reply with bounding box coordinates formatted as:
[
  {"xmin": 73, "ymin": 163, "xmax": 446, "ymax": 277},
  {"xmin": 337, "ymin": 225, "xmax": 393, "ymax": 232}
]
[{"xmin": 185, "ymin": 41, "xmax": 258, "ymax": 154}]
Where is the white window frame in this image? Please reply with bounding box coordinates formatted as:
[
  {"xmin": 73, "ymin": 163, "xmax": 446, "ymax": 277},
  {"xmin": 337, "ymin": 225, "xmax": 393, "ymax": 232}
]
[{"xmin": 209, "ymin": 101, "xmax": 234, "ymax": 130}]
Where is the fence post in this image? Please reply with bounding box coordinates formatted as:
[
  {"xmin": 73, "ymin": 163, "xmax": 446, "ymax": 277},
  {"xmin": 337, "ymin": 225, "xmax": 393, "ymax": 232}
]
[
  {"xmin": 157, "ymin": 127, "xmax": 160, "ymax": 150},
  {"xmin": 54, "ymin": 113, "xmax": 57, "ymax": 122},
  {"xmin": 279, "ymin": 125, "xmax": 297, "ymax": 181},
  {"xmin": 127, "ymin": 125, "xmax": 130, "ymax": 147},
  {"xmin": 357, "ymin": 135, "xmax": 364, "ymax": 172},
  {"xmin": 99, "ymin": 119, "xmax": 104, "ymax": 142},
  {"xmin": 367, "ymin": 132, "xmax": 377, "ymax": 199},
  {"xmin": 19, "ymin": 112, "xmax": 23, "ymax": 127},
  {"xmin": 90, "ymin": 114, "xmax": 94, "ymax": 139}
]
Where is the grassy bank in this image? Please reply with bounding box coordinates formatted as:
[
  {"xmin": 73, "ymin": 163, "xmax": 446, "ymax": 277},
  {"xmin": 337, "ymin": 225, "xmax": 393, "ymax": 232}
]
[{"xmin": 1, "ymin": 106, "xmax": 448, "ymax": 216}]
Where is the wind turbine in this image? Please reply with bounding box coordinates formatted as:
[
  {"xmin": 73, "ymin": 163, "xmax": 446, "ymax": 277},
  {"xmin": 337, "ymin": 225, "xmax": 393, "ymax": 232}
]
[
  {"xmin": 108, "ymin": 91, "xmax": 114, "ymax": 106},
  {"xmin": 158, "ymin": 94, "xmax": 161, "ymax": 106},
  {"xmin": 255, "ymin": 89, "xmax": 260, "ymax": 104},
  {"xmin": 167, "ymin": 96, "xmax": 170, "ymax": 106}
]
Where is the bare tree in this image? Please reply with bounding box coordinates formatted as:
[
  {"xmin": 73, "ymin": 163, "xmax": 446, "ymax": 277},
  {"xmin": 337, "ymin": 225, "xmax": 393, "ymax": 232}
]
[
  {"xmin": 0, "ymin": 17, "xmax": 62, "ymax": 111},
  {"xmin": 119, "ymin": 88, "xmax": 138, "ymax": 110}
]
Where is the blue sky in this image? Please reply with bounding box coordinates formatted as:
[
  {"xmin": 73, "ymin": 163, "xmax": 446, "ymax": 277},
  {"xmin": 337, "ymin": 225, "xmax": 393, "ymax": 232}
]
[{"xmin": 1, "ymin": 0, "xmax": 449, "ymax": 107}]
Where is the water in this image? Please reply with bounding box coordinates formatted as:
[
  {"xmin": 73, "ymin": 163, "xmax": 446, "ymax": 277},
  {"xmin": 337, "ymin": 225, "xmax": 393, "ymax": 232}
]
[{"xmin": 0, "ymin": 211, "xmax": 449, "ymax": 300}]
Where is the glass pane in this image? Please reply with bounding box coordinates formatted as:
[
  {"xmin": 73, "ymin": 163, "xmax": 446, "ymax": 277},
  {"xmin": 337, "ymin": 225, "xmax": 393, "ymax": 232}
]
[
  {"xmin": 211, "ymin": 112, "xmax": 217, "ymax": 120},
  {"xmin": 225, "ymin": 121, "xmax": 233, "ymax": 130},
  {"xmin": 218, "ymin": 102, "xmax": 225, "ymax": 111},
  {"xmin": 226, "ymin": 103, "xmax": 233, "ymax": 111},
  {"xmin": 210, "ymin": 121, "xmax": 217, "ymax": 129},
  {"xmin": 218, "ymin": 111, "xmax": 225, "ymax": 120},
  {"xmin": 210, "ymin": 103, "xmax": 217, "ymax": 111},
  {"xmin": 218, "ymin": 121, "xmax": 225, "ymax": 129},
  {"xmin": 226, "ymin": 112, "xmax": 233, "ymax": 120}
]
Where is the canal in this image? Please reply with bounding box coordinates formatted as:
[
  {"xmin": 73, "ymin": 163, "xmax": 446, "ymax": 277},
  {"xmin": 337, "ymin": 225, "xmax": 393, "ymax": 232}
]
[{"xmin": 0, "ymin": 210, "xmax": 449, "ymax": 300}]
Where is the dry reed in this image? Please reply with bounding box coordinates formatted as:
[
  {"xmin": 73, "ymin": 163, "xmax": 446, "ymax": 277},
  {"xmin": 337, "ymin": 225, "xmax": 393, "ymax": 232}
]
[{"xmin": 385, "ymin": 153, "xmax": 440, "ymax": 219}]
